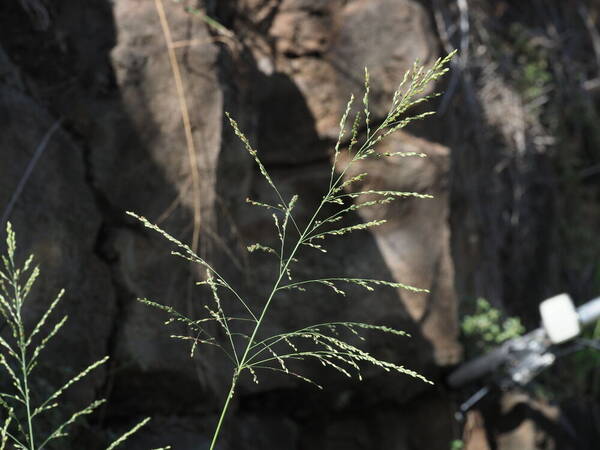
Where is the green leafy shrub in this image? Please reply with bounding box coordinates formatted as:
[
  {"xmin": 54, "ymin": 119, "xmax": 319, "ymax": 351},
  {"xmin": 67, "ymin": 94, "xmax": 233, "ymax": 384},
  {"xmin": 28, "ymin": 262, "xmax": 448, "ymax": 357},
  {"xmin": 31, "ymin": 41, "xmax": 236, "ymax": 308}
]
[
  {"xmin": 461, "ymin": 298, "xmax": 525, "ymax": 353},
  {"xmin": 130, "ymin": 52, "xmax": 455, "ymax": 449},
  {"xmin": 450, "ymin": 439, "xmax": 464, "ymax": 450}
]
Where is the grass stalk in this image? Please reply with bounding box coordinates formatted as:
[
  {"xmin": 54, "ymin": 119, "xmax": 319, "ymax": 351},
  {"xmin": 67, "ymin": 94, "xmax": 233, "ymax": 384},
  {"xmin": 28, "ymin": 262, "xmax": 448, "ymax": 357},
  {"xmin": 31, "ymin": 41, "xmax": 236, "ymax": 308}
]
[
  {"xmin": 132, "ymin": 51, "xmax": 456, "ymax": 449},
  {"xmin": 209, "ymin": 371, "xmax": 239, "ymax": 450}
]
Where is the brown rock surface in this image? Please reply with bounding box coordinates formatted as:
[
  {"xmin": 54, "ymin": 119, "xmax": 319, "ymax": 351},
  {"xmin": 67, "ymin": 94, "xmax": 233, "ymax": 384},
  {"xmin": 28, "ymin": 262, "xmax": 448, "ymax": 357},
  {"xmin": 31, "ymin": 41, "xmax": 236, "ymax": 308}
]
[
  {"xmin": 0, "ymin": 0, "xmax": 459, "ymax": 448},
  {"xmin": 254, "ymin": 0, "xmax": 438, "ymax": 163}
]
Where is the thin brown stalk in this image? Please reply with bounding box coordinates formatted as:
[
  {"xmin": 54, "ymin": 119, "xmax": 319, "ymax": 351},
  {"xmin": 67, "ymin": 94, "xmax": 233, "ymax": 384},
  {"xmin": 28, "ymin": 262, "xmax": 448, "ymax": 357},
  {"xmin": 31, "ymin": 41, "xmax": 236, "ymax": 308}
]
[
  {"xmin": 170, "ymin": 38, "xmax": 212, "ymax": 49},
  {"xmin": 154, "ymin": 0, "xmax": 202, "ymax": 253}
]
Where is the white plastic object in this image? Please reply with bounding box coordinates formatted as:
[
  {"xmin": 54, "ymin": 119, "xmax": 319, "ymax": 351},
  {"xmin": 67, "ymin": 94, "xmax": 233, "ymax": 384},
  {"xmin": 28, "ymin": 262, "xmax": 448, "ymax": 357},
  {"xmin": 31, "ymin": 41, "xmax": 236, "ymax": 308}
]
[{"xmin": 540, "ymin": 293, "xmax": 581, "ymax": 344}]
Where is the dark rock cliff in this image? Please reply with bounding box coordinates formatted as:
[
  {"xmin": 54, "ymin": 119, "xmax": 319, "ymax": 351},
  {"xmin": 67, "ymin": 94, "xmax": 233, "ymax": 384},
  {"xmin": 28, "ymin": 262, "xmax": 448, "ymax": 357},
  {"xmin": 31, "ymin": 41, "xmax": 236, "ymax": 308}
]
[{"xmin": 1, "ymin": 0, "xmax": 598, "ymax": 449}]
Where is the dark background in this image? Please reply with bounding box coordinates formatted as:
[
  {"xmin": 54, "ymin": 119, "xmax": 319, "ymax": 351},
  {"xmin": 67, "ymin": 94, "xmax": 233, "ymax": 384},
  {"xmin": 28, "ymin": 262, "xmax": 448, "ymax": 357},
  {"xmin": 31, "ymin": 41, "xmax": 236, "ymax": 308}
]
[{"xmin": 1, "ymin": 0, "xmax": 599, "ymax": 449}]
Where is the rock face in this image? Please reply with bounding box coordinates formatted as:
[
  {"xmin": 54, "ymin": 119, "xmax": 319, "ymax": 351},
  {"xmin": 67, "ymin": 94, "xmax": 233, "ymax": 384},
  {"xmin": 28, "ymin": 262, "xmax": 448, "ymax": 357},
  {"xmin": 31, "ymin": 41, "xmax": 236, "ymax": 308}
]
[
  {"xmin": 0, "ymin": 87, "xmax": 114, "ymax": 410},
  {"xmin": 0, "ymin": 0, "xmax": 459, "ymax": 448},
  {"xmin": 253, "ymin": 0, "xmax": 438, "ymax": 164}
]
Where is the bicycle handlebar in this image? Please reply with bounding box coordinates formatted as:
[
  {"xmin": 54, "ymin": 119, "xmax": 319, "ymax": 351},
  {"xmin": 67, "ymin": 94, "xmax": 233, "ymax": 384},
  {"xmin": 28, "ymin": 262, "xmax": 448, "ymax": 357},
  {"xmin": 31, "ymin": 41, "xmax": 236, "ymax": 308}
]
[
  {"xmin": 447, "ymin": 295, "xmax": 600, "ymax": 390},
  {"xmin": 577, "ymin": 297, "xmax": 600, "ymax": 327},
  {"xmin": 447, "ymin": 342, "xmax": 509, "ymax": 388}
]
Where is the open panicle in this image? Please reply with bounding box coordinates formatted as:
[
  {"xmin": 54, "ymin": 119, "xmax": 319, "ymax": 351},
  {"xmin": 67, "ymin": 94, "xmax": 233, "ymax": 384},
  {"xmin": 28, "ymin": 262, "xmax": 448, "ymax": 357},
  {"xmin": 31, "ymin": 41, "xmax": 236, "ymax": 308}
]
[{"xmin": 130, "ymin": 52, "xmax": 454, "ymax": 450}]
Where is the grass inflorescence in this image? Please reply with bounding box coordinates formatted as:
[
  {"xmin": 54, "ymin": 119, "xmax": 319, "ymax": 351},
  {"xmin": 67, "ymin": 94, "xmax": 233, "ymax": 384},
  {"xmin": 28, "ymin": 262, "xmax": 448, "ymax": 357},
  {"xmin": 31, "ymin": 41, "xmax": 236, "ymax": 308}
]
[
  {"xmin": 0, "ymin": 223, "xmax": 160, "ymax": 450},
  {"xmin": 129, "ymin": 51, "xmax": 455, "ymax": 449}
]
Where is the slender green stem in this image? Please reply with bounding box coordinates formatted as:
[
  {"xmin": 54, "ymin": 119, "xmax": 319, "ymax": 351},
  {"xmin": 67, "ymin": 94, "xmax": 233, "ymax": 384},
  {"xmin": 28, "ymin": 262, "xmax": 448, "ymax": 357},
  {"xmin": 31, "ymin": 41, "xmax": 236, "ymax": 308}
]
[
  {"xmin": 14, "ymin": 279, "xmax": 34, "ymax": 450},
  {"xmin": 209, "ymin": 372, "xmax": 238, "ymax": 450},
  {"xmin": 20, "ymin": 346, "xmax": 34, "ymax": 450}
]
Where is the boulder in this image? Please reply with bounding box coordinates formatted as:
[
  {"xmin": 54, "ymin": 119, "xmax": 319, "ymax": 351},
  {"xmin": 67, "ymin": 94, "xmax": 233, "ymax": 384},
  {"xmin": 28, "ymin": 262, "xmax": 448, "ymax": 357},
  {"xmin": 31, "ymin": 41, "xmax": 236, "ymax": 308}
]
[{"xmin": 257, "ymin": 0, "xmax": 438, "ymax": 163}]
